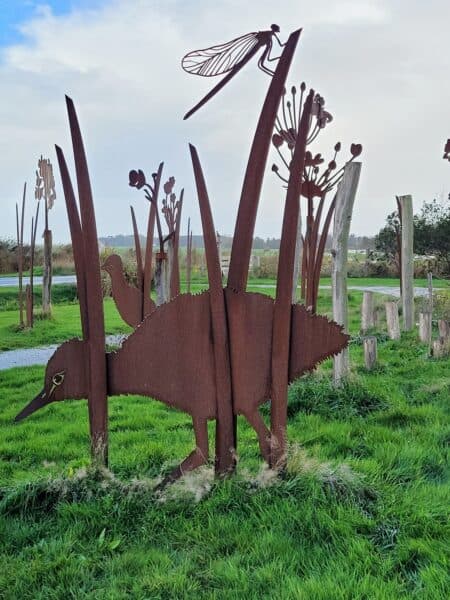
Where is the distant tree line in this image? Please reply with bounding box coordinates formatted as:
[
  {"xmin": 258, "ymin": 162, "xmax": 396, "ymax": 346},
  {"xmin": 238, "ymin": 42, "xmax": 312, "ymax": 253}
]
[
  {"xmin": 99, "ymin": 233, "xmax": 375, "ymax": 251},
  {"xmin": 374, "ymin": 198, "xmax": 450, "ymax": 276}
]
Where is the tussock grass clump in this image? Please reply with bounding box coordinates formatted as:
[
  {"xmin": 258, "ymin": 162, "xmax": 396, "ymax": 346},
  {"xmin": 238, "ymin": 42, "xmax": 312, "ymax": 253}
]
[{"xmin": 287, "ymin": 374, "xmax": 388, "ymax": 419}]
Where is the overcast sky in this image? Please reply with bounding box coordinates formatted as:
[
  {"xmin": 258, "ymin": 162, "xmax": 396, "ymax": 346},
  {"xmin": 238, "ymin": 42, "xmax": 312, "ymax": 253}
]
[{"xmin": 1, "ymin": 0, "xmax": 449, "ymax": 244}]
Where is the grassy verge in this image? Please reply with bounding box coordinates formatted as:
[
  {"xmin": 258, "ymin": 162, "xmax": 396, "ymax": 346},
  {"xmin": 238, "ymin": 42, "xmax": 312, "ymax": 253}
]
[
  {"xmin": 0, "ymin": 299, "xmax": 131, "ymax": 351},
  {"xmin": 0, "ymin": 331, "xmax": 448, "ymax": 598}
]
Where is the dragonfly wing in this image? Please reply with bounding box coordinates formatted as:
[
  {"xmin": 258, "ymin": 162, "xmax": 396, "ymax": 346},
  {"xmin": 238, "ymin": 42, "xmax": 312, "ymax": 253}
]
[{"xmin": 182, "ymin": 32, "xmax": 260, "ymax": 77}]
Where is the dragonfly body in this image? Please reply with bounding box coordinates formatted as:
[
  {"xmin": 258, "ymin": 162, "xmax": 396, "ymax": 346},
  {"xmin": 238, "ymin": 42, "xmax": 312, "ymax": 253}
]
[{"xmin": 182, "ymin": 25, "xmax": 283, "ymax": 119}]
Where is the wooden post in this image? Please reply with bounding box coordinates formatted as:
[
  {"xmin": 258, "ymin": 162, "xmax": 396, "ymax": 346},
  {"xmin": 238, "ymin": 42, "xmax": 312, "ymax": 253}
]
[
  {"xmin": 385, "ymin": 301, "xmax": 400, "ymax": 340},
  {"xmin": 433, "ymin": 337, "xmax": 450, "ymax": 358},
  {"xmin": 438, "ymin": 319, "xmax": 450, "ymax": 340},
  {"xmin": 427, "ymin": 271, "xmax": 433, "ymax": 354},
  {"xmin": 419, "ymin": 312, "xmax": 431, "ymax": 343},
  {"xmin": 397, "ymin": 195, "xmax": 414, "ymax": 331},
  {"xmin": 42, "ymin": 229, "xmax": 53, "ymax": 316},
  {"xmin": 332, "ymin": 162, "xmax": 362, "ymax": 384},
  {"xmin": 363, "ymin": 336, "xmax": 377, "ymax": 370},
  {"xmin": 361, "ymin": 291, "xmax": 375, "ymax": 333}
]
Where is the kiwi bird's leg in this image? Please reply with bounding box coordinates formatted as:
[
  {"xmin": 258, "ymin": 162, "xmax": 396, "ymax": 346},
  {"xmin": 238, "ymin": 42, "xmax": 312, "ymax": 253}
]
[
  {"xmin": 156, "ymin": 417, "xmax": 209, "ymax": 489},
  {"xmin": 242, "ymin": 409, "xmax": 271, "ymax": 463}
]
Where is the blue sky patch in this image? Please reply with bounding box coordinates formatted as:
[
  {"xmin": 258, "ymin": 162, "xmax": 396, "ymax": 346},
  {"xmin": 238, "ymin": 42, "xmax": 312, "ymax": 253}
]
[{"xmin": 0, "ymin": 0, "xmax": 106, "ymax": 46}]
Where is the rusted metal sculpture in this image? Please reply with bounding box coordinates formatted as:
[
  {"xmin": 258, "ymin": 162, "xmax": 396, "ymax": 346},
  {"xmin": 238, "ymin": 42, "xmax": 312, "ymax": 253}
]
[
  {"xmin": 127, "ymin": 169, "xmax": 182, "ymax": 306},
  {"xmin": 36, "ymin": 156, "xmax": 56, "ymax": 316},
  {"xmin": 15, "ymin": 183, "xmax": 26, "ymax": 328},
  {"xmin": 186, "ymin": 217, "xmax": 193, "ymax": 293},
  {"xmin": 162, "ymin": 177, "xmax": 183, "ymax": 297},
  {"xmin": 26, "ymin": 173, "xmax": 42, "ymax": 328},
  {"xmin": 272, "ymin": 84, "xmax": 362, "ymax": 313},
  {"xmin": 17, "ymin": 26, "xmax": 351, "ymax": 482},
  {"xmin": 182, "ymin": 24, "xmax": 285, "ymax": 119},
  {"xmin": 443, "ymin": 139, "xmax": 450, "ymax": 162},
  {"xmin": 103, "ymin": 169, "xmax": 160, "ymax": 327}
]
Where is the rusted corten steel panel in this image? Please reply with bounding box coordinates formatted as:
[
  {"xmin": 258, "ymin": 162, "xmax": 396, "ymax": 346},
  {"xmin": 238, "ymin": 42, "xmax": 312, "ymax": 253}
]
[
  {"xmin": 107, "ymin": 292, "xmax": 216, "ymax": 416},
  {"xmin": 104, "ymin": 167, "xmax": 162, "ymax": 327},
  {"xmin": 103, "ymin": 254, "xmax": 146, "ymax": 328},
  {"xmin": 17, "ymin": 24, "xmax": 353, "ymax": 484},
  {"xmin": 65, "ymin": 96, "xmax": 108, "ymax": 465},
  {"xmin": 444, "ymin": 139, "xmax": 450, "ymax": 161},
  {"xmin": 190, "ymin": 144, "xmax": 236, "ymax": 474}
]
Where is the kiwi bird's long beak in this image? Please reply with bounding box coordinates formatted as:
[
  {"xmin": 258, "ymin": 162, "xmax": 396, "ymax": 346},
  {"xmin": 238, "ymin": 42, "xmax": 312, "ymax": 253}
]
[{"xmin": 15, "ymin": 389, "xmax": 51, "ymax": 422}]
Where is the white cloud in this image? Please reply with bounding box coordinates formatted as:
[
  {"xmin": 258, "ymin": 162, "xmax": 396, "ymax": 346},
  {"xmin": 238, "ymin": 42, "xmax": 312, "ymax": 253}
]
[{"xmin": 0, "ymin": 0, "xmax": 449, "ymax": 244}]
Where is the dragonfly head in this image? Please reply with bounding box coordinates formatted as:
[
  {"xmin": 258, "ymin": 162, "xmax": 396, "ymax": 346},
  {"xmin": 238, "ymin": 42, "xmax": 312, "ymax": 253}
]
[{"xmin": 271, "ymin": 24, "xmax": 280, "ymax": 33}]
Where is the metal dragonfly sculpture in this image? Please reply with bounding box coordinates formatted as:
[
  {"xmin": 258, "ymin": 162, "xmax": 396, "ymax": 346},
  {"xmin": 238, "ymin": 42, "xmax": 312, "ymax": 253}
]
[
  {"xmin": 182, "ymin": 24, "xmax": 285, "ymax": 119},
  {"xmin": 16, "ymin": 27, "xmax": 351, "ymax": 483}
]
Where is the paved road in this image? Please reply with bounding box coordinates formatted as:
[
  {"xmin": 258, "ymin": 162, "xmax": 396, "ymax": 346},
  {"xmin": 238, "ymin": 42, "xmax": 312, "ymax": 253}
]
[{"xmin": 0, "ymin": 275, "xmax": 77, "ymax": 287}]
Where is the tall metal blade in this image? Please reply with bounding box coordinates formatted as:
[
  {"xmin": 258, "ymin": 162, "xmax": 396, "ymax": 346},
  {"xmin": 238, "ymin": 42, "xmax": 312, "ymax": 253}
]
[
  {"xmin": 143, "ymin": 162, "xmax": 163, "ymax": 315},
  {"xmin": 227, "ymin": 29, "xmax": 302, "ymax": 293},
  {"xmin": 130, "ymin": 205, "xmax": 144, "ymax": 297},
  {"xmin": 190, "ymin": 144, "xmax": 235, "ymax": 474},
  {"xmin": 65, "ymin": 95, "xmax": 108, "ymax": 465},
  {"xmin": 270, "ymin": 89, "xmax": 314, "ymax": 468},
  {"xmin": 55, "ymin": 145, "xmax": 89, "ymax": 340}
]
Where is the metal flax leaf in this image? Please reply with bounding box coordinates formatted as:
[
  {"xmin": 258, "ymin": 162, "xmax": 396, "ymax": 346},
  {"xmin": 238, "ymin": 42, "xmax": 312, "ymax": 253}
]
[
  {"xmin": 190, "ymin": 144, "xmax": 235, "ymax": 473},
  {"xmin": 55, "ymin": 145, "xmax": 89, "ymax": 340},
  {"xmin": 65, "ymin": 95, "xmax": 108, "ymax": 464},
  {"xmin": 227, "ymin": 29, "xmax": 302, "ymax": 293}
]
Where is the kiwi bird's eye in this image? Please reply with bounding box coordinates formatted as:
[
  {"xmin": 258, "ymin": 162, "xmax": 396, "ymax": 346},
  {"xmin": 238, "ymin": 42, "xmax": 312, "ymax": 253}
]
[{"xmin": 52, "ymin": 371, "xmax": 65, "ymax": 386}]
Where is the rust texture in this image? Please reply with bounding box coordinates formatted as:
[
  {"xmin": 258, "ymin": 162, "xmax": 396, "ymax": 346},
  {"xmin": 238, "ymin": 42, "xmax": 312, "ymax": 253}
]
[
  {"xmin": 162, "ymin": 178, "xmax": 183, "ymax": 297},
  {"xmin": 28, "ymin": 187, "xmax": 40, "ymax": 327},
  {"xmin": 190, "ymin": 144, "xmax": 235, "ymax": 474},
  {"xmin": 17, "ymin": 25, "xmax": 353, "ymax": 484},
  {"xmin": 128, "ymin": 167, "xmax": 182, "ymax": 305},
  {"xmin": 444, "ymin": 139, "xmax": 450, "ymax": 161},
  {"xmin": 272, "ymin": 85, "xmax": 362, "ymax": 313},
  {"xmin": 15, "ymin": 183, "xmax": 26, "ymax": 327},
  {"xmin": 65, "ymin": 96, "xmax": 108, "ymax": 465},
  {"xmin": 270, "ymin": 89, "xmax": 314, "ymax": 467},
  {"xmin": 186, "ymin": 217, "xmax": 193, "ymax": 293},
  {"xmin": 104, "ymin": 166, "xmax": 162, "ymax": 326}
]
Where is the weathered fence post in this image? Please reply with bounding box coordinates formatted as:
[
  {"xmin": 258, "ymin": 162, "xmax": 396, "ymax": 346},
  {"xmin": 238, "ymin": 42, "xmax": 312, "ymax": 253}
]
[
  {"xmin": 438, "ymin": 319, "xmax": 450, "ymax": 339},
  {"xmin": 397, "ymin": 195, "xmax": 414, "ymax": 331},
  {"xmin": 419, "ymin": 312, "xmax": 432, "ymax": 343},
  {"xmin": 363, "ymin": 336, "xmax": 377, "ymax": 370},
  {"xmin": 332, "ymin": 162, "xmax": 361, "ymax": 384},
  {"xmin": 433, "ymin": 337, "xmax": 450, "ymax": 358},
  {"xmin": 361, "ymin": 291, "xmax": 375, "ymax": 333},
  {"xmin": 385, "ymin": 301, "xmax": 400, "ymax": 340}
]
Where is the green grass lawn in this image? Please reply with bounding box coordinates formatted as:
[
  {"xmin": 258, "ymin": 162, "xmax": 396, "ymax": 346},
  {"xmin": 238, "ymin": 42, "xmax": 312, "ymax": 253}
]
[
  {"xmin": 0, "ymin": 280, "xmax": 449, "ymax": 597},
  {"xmin": 0, "ymin": 332, "xmax": 448, "ymax": 598}
]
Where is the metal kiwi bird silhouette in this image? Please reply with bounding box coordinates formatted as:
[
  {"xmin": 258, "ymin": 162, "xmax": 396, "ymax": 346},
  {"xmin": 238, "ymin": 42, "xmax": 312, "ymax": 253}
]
[
  {"xmin": 16, "ymin": 30, "xmax": 350, "ymax": 482},
  {"xmin": 182, "ymin": 24, "xmax": 285, "ymax": 119}
]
